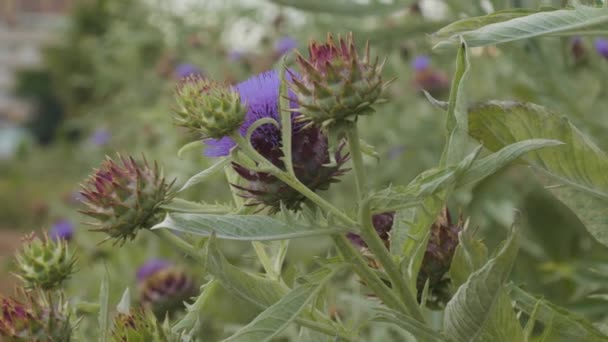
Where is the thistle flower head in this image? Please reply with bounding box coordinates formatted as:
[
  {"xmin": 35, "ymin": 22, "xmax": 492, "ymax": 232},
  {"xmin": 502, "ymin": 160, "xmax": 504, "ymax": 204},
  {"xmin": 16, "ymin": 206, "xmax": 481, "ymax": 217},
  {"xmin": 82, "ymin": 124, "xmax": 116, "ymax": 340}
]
[
  {"xmin": 205, "ymin": 70, "xmax": 349, "ymax": 211},
  {"xmin": 594, "ymin": 38, "xmax": 608, "ymax": 59},
  {"xmin": 49, "ymin": 219, "xmax": 74, "ymax": 242},
  {"xmin": 80, "ymin": 154, "xmax": 174, "ymax": 245},
  {"xmin": 274, "ymin": 36, "xmax": 298, "ymax": 57},
  {"xmin": 14, "ymin": 232, "xmax": 76, "ymax": 290},
  {"xmin": 0, "ymin": 290, "xmax": 72, "ymax": 341},
  {"xmin": 416, "ymin": 207, "xmax": 463, "ymax": 309},
  {"xmin": 174, "ymin": 77, "xmax": 246, "ymax": 139},
  {"xmin": 347, "ymin": 212, "xmax": 394, "ymax": 249},
  {"xmin": 412, "ymin": 58, "xmax": 449, "ymax": 97},
  {"xmin": 290, "ymin": 32, "xmax": 388, "ymax": 128},
  {"xmin": 411, "ymin": 55, "xmax": 431, "ymax": 71},
  {"xmin": 136, "ymin": 258, "xmax": 172, "ymax": 282},
  {"xmin": 90, "ymin": 128, "xmax": 111, "ymax": 146},
  {"xmin": 173, "ymin": 63, "xmax": 204, "ymax": 80},
  {"xmin": 138, "ymin": 262, "xmax": 196, "ymax": 318},
  {"xmin": 111, "ymin": 308, "xmax": 178, "ymax": 342}
]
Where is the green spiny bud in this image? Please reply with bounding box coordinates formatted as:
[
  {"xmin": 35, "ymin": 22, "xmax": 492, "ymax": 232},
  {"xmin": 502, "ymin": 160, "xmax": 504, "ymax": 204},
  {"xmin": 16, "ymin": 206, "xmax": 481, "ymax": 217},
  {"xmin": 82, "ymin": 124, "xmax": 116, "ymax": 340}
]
[
  {"xmin": 80, "ymin": 154, "xmax": 174, "ymax": 245},
  {"xmin": 0, "ymin": 289, "xmax": 72, "ymax": 342},
  {"xmin": 111, "ymin": 309, "xmax": 182, "ymax": 342},
  {"xmin": 174, "ymin": 77, "xmax": 246, "ymax": 139},
  {"xmin": 291, "ymin": 32, "xmax": 389, "ymax": 128},
  {"xmin": 14, "ymin": 233, "xmax": 76, "ymax": 290}
]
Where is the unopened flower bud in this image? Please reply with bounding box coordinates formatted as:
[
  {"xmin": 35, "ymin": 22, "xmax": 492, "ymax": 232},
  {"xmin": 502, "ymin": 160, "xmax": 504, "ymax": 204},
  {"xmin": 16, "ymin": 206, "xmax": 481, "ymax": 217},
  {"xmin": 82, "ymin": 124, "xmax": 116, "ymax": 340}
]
[
  {"xmin": 14, "ymin": 233, "xmax": 76, "ymax": 290},
  {"xmin": 111, "ymin": 308, "xmax": 178, "ymax": 342},
  {"xmin": 291, "ymin": 33, "xmax": 388, "ymax": 128},
  {"xmin": 49, "ymin": 219, "xmax": 74, "ymax": 242},
  {"xmin": 595, "ymin": 38, "xmax": 608, "ymax": 59},
  {"xmin": 80, "ymin": 154, "xmax": 174, "ymax": 245},
  {"xmin": 0, "ymin": 290, "xmax": 72, "ymax": 341},
  {"xmin": 137, "ymin": 260, "xmax": 197, "ymax": 318},
  {"xmin": 174, "ymin": 77, "xmax": 246, "ymax": 139}
]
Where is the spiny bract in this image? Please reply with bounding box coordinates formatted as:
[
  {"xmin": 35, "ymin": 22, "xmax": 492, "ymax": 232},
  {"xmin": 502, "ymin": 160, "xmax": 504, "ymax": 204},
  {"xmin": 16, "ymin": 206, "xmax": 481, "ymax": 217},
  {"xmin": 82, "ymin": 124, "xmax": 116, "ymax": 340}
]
[
  {"xmin": 291, "ymin": 32, "xmax": 389, "ymax": 128},
  {"xmin": 80, "ymin": 154, "xmax": 174, "ymax": 245}
]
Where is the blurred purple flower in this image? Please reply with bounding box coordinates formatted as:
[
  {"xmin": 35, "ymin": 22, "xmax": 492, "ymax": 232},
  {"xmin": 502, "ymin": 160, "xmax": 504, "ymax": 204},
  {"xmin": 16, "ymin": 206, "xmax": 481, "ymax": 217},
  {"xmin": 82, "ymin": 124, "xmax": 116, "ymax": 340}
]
[
  {"xmin": 228, "ymin": 50, "xmax": 245, "ymax": 62},
  {"xmin": 595, "ymin": 38, "xmax": 608, "ymax": 59},
  {"xmin": 412, "ymin": 55, "xmax": 431, "ymax": 71},
  {"xmin": 90, "ymin": 128, "xmax": 110, "ymax": 146},
  {"xmin": 174, "ymin": 63, "xmax": 204, "ymax": 80},
  {"xmin": 49, "ymin": 219, "xmax": 74, "ymax": 241},
  {"xmin": 387, "ymin": 144, "xmax": 406, "ymax": 160},
  {"xmin": 274, "ymin": 36, "xmax": 298, "ymax": 56},
  {"xmin": 136, "ymin": 259, "xmax": 171, "ymax": 283}
]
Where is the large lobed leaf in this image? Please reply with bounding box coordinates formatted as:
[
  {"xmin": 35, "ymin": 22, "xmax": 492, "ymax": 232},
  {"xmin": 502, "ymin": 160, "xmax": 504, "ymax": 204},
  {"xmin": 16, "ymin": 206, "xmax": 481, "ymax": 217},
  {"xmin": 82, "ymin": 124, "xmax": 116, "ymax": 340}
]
[
  {"xmin": 468, "ymin": 100, "xmax": 608, "ymax": 247},
  {"xmin": 434, "ymin": 4, "xmax": 608, "ymax": 49},
  {"xmin": 152, "ymin": 213, "xmax": 346, "ymax": 241},
  {"xmin": 443, "ymin": 228, "xmax": 523, "ymax": 342}
]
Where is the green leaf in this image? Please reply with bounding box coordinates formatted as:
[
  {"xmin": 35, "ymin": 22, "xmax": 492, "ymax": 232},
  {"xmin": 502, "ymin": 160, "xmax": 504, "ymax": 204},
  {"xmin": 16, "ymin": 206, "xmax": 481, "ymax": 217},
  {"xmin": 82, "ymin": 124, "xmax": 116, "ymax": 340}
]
[
  {"xmin": 443, "ymin": 227, "xmax": 524, "ymax": 342},
  {"xmin": 223, "ymin": 268, "xmax": 339, "ymax": 342},
  {"xmin": 98, "ymin": 269, "xmax": 110, "ymax": 342},
  {"xmin": 161, "ymin": 198, "xmax": 233, "ymax": 214},
  {"xmin": 152, "ymin": 213, "xmax": 347, "ymax": 241},
  {"xmin": 269, "ymin": 0, "xmax": 412, "ymax": 17},
  {"xmin": 435, "ymin": 5, "xmax": 608, "ymax": 49},
  {"xmin": 508, "ymin": 285, "xmax": 608, "ymax": 341},
  {"xmin": 178, "ymin": 140, "xmax": 204, "ymax": 159},
  {"xmin": 448, "ymin": 222, "xmax": 488, "ymax": 291},
  {"xmin": 467, "ymin": 100, "xmax": 608, "ymax": 246},
  {"xmin": 442, "ymin": 40, "xmax": 471, "ymax": 166},
  {"xmin": 372, "ymin": 308, "xmax": 445, "ymax": 342},
  {"xmin": 178, "ymin": 157, "xmax": 230, "ymax": 192},
  {"xmin": 116, "ymin": 288, "xmax": 131, "ymax": 314},
  {"xmin": 206, "ymin": 236, "xmax": 288, "ymax": 308}
]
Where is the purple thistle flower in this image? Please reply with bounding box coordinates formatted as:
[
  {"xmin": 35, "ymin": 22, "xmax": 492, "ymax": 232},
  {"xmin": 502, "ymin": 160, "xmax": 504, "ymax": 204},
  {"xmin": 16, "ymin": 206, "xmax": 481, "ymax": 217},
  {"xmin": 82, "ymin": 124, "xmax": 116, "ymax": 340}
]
[
  {"xmin": 174, "ymin": 63, "xmax": 204, "ymax": 80},
  {"xmin": 412, "ymin": 55, "xmax": 431, "ymax": 71},
  {"xmin": 90, "ymin": 128, "xmax": 111, "ymax": 146},
  {"xmin": 136, "ymin": 259, "xmax": 172, "ymax": 283},
  {"xmin": 595, "ymin": 38, "xmax": 608, "ymax": 59},
  {"xmin": 274, "ymin": 36, "xmax": 298, "ymax": 56},
  {"xmin": 49, "ymin": 219, "xmax": 74, "ymax": 241},
  {"xmin": 347, "ymin": 212, "xmax": 395, "ymax": 248}
]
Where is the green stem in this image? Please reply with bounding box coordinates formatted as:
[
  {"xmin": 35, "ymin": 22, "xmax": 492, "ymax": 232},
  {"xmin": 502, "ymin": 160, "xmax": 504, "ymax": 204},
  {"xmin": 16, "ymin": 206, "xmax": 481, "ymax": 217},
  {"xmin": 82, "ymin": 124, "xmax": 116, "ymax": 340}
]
[
  {"xmin": 346, "ymin": 125, "xmax": 426, "ymax": 323},
  {"xmin": 230, "ymin": 132, "xmax": 409, "ymax": 314},
  {"xmin": 152, "ymin": 229, "xmax": 204, "ymax": 263}
]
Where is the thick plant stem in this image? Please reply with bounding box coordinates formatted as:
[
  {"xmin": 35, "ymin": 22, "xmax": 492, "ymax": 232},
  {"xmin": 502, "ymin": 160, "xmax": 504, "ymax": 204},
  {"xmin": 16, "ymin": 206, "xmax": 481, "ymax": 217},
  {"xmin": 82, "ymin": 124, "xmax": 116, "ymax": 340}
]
[
  {"xmin": 230, "ymin": 132, "xmax": 409, "ymax": 314},
  {"xmin": 346, "ymin": 125, "xmax": 426, "ymax": 323}
]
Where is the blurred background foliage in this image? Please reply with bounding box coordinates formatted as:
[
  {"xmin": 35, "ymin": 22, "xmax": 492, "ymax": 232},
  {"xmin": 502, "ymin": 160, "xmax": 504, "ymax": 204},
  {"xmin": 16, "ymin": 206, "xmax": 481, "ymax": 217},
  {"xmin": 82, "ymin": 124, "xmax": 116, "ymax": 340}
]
[{"xmin": 1, "ymin": 0, "xmax": 608, "ymax": 339}]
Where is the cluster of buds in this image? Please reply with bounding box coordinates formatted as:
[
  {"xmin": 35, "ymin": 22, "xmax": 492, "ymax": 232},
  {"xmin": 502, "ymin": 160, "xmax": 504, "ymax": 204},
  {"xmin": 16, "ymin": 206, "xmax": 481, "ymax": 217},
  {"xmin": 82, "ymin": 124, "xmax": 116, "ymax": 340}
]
[
  {"xmin": 174, "ymin": 77, "xmax": 247, "ymax": 139},
  {"xmin": 136, "ymin": 259, "xmax": 197, "ymax": 318},
  {"xmin": 80, "ymin": 154, "xmax": 174, "ymax": 245},
  {"xmin": 14, "ymin": 232, "xmax": 76, "ymax": 290},
  {"xmin": 291, "ymin": 33, "xmax": 388, "ymax": 128},
  {"xmin": 0, "ymin": 290, "xmax": 72, "ymax": 341},
  {"xmin": 348, "ymin": 208, "xmax": 462, "ymax": 308},
  {"xmin": 111, "ymin": 308, "xmax": 179, "ymax": 342}
]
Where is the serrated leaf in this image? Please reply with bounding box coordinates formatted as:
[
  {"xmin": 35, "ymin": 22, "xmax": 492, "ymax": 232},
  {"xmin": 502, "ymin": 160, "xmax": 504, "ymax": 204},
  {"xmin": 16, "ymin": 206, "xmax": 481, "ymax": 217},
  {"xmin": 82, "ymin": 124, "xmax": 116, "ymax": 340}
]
[
  {"xmin": 467, "ymin": 100, "xmax": 608, "ymax": 246},
  {"xmin": 448, "ymin": 222, "xmax": 488, "ymax": 291},
  {"xmin": 508, "ymin": 285, "xmax": 608, "ymax": 341},
  {"xmin": 269, "ymin": 0, "xmax": 412, "ymax": 17},
  {"xmin": 207, "ymin": 236, "xmax": 288, "ymax": 308},
  {"xmin": 223, "ymin": 267, "xmax": 338, "ymax": 342},
  {"xmin": 443, "ymin": 228, "xmax": 523, "ymax": 342},
  {"xmin": 178, "ymin": 157, "xmax": 229, "ymax": 192},
  {"xmin": 98, "ymin": 269, "xmax": 110, "ymax": 342},
  {"xmin": 161, "ymin": 198, "xmax": 233, "ymax": 214},
  {"xmin": 435, "ymin": 5, "xmax": 608, "ymax": 49},
  {"xmin": 372, "ymin": 308, "xmax": 445, "ymax": 341},
  {"xmin": 152, "ymin": 213, "xmax": 346, "ymax": 241}
]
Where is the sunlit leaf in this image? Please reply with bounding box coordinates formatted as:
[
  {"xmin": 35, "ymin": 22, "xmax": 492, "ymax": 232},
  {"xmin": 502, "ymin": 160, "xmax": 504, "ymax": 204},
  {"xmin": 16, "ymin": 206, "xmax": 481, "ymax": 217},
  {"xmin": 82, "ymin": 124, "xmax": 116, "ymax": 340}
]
[
  {"xmin": 448, "ymin": 222, "xmax": 488, "ymax": 291},
  {"xmin": 152, "ymin": 213, "xmax": 346, "ymax": 241}
]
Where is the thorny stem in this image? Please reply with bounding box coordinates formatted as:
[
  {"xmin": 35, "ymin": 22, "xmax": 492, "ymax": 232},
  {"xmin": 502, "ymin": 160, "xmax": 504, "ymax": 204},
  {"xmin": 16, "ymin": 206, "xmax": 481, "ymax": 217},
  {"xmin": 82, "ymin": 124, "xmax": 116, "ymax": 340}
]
[
  {"xmin": 345, "ymin": 124, "xmax": 426, "ymax": 323},
  {"xmin": 230, "ymin": 132, "xmax": 410, "ymax": 315}
]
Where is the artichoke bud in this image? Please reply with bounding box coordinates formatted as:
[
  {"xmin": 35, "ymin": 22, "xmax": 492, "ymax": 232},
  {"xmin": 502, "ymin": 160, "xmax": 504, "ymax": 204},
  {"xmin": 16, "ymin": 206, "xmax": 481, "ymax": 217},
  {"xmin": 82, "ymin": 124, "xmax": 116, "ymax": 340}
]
[
  {"xmin": 80, "ymin": 154, "xmax": 174, "ymax": 245},
  {"xmin": 174, "ymin": 77, "xmax": 246, "ymax": 139},
  {"xmin": 416, "ymin": 207, "xmax": 463, "ymax": 309},
  {"xmin": 138, "ymin": 266, "xmax": 197, "ymax": 318},
  {"xmin": 0, "ymin": 290, "xmax": 72, "ymax": 341},
  {"xmin": 292, "ymin": 32, "xmax": 387, "ymax": 128},
  {"xmin": 14, "ymin": 232, "xmax": 76, "ymax": 290},
  {"xmin": 111, "ymin": 309, "xmax": 179, "ymax": 342}
]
